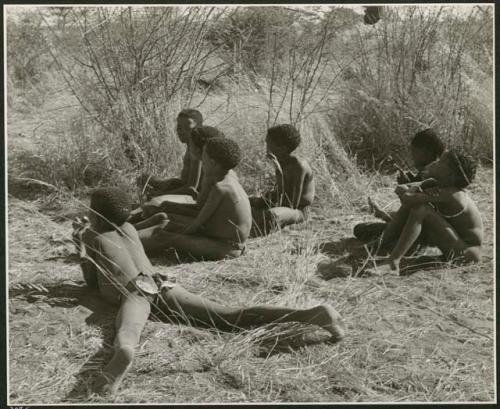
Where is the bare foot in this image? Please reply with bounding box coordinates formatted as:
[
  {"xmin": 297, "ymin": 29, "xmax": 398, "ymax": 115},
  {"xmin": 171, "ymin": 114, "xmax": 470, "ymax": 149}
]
[
  {"xmin": 93, "ymin": 346, "xmax": 134, "ymax": 396},
  {"xmin": 309, "ymin": 305, "xmax": 346, "ymax": 342},
  {"xmin": 368, "ymin": 197, "xmax": 391, "ymax": 222},
  {"xmin": 364, "ymin": 258, "xmax": 400, "ymax": 276}
]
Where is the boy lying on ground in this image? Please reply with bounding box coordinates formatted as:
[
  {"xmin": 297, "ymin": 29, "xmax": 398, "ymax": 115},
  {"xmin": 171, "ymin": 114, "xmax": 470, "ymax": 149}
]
[
  {"xmin": 354, "ymin": 128, "xmax": 445, "ymax": 242},
  {"xmin": 137, "ymin": 137, "xmax": 252, "ymax": 260},
  {"xmin": 250, "ymin": 124, "xmax": 315, "ymax": 236},
  {"xmin": 129, "ymin": 109, "xmax": 203, "ymax": 224},
  {"xmin": 363, "ymin": 149, "xmax": 483, "ymax": 275},
  {"xmin": 72, "ymin": 187, "xmax": 346, "ymax": 396}
]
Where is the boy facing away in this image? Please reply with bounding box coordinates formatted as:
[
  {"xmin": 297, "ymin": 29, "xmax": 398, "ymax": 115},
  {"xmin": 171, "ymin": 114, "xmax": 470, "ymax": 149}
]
[
  {"xmin": 354, "ymin": 128, "xmax": 445, "ymax": 242},
  {"xmin": 137, "ymin": 137, "xmax": 252, "ymax": 260},
  {"xmin": 250, "ymin": 124, "xmax": 315, "ymax": 236},
  {"xmin": 364, "ymin": 149, "xmax": 483, "ymax": 275},
  {"xmin": 73, "ymin": 188, "xmax": 346, "ymax": 396}
]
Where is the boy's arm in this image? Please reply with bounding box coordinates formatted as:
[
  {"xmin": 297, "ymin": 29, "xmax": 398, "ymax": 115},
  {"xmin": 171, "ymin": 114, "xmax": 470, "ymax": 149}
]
[
  {"xmin": 397, "ymin": 183, "xmax": 458, "ymax": 207},
  {"xmin": 290, "ymin": 164, "xmax": 307, "ymax": 209},
  {"xmin": 183, "ymin": 185, "xmax": 224, "ymax": 235},
  {"xmin": 73, "ymin": 226, "xmax": 99, "ymax": 288}
]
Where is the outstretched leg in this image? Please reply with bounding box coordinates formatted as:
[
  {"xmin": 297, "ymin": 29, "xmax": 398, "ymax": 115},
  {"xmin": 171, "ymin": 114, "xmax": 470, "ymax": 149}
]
[
  {"xmin": 93, "ymin": 294, "xmax": 151, "ymax": 396},
  {"xmin": 156, "ymin": 285, "xmax": 345, "ymax": 341}
]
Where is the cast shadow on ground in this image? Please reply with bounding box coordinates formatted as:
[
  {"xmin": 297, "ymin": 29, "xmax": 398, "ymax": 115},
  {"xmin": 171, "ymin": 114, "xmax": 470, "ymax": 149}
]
[
  {"xmin": 316, "ymin": 237, "xmax": 447, "ymax": 278},
  {"xmin": 9, "ymin": 281, "xmax": 118, "ymax": 401}
]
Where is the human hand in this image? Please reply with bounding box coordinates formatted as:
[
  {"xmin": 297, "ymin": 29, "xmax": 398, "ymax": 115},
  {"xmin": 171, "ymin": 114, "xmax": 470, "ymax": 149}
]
[
  {"xmin": 394, "ymin": 184, "xmax": 410, "ymax": 197},
  {"xmin": 72, "ymin": 216, "xmax": 90, "ymax": 255}
]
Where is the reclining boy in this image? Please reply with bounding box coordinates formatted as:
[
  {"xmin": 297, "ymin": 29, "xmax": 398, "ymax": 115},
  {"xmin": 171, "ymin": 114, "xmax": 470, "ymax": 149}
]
[
  {"xmin": 354, "ymin": 128, "xmax": 445, "ymax": 243},
  {"xmin": 72, "ymin": 187, "xmax": 346, "ymax": 396},
  {"xmin": 129, "ymin": 109, "xmax": 204, "ymax": 223},
  {"xmin": 250, "ymin": 124, "xmax": 315, "ymax": 236},
  {"xmin": 364, "ymin": 149, "xmax": 483, "ymax": 275},
  {"xmin": 137, "ymin": 137, "xmax": 252, "ymax": 260}
]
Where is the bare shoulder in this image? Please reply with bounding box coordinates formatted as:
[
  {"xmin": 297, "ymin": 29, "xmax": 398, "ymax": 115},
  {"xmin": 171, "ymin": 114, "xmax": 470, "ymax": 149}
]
[{"xmin": 290, "ymin": 155, "xmax": 312, "ymax": 174}]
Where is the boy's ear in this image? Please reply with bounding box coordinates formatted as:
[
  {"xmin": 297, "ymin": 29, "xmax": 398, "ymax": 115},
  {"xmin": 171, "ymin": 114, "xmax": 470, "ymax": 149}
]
[{"xmin": 188, "ymin": 118, "xmax": 197, "ymax": 129}]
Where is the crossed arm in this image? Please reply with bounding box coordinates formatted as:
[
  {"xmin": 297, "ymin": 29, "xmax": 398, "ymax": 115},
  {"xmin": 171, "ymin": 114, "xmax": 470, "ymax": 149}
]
[{"xmin": 395, "ymin": 179, "xmax": 458, "ymax": 207}]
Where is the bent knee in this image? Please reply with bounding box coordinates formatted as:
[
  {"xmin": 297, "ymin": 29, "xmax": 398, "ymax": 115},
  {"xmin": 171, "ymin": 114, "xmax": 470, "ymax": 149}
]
[{"xmin": 410, "ymin": 204, "xmax": 434, "ymax": 219}]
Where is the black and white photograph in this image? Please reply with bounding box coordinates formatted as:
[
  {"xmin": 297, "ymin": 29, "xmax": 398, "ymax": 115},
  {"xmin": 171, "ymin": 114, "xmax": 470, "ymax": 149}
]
[{"xmin": 5, "ymin": 2, "xmax": 495, "ymax": 405}]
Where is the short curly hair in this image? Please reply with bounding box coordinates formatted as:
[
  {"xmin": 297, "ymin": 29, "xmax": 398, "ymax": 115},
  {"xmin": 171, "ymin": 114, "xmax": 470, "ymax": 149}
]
[
  {"xmin": 178, "ymin": 108, "xmax": 203, "ymax": 126},
  {"xmin": 411, "ymin": 128, "xmax": 445, "ymax": 160},
  {"xmin": 447, "ymin": 149, "xmax": 477, "ymax": 188},
  {"xmin": 90, "ymin": 188, "xmax": 132, "ymax": 228},
  {"xmin": 205, "ymin": 137, "xmax": 241, "ymax": 170},
  {"xmin": 266, "ymin": 124, "xmax": 301, "ymax": 152},
  {"xmin": 191, "ymin": 126, "xmax": 225, "ymax": 149}
]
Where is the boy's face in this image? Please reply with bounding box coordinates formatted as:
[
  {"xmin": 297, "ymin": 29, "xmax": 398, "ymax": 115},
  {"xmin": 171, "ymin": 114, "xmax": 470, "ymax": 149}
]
[
  {"xmin": 411, "ymin": 145, "xmax": 436, "ymax": 170},
  {"xmin": 176, "ymin": 116, "xmax": 195, "ymax": 143},
  {"xmin": 266, "ymin": 136, "xmax": 288, "ymax": 159},
  {"xmin": 421, "ymin": 152, "xmax": 455, "ymax": 185}
]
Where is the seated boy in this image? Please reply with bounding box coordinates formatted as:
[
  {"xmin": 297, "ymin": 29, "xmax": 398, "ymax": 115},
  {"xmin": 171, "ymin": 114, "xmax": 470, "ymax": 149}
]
[
  {"xmin": 133, "ymin": 126, "xmax": 226, "ymax": 231},
  {"xmin": 72, "ymin": 187, "xmax": 346, "ymax": 396},
  {"xmin": 137, "ymin": 137, "xmax": 252, "ymax": 260},
  {"xmin": 129, "ymin": 109, "xmax": 204, "ymax": 223},
  {"xmin": 250, "ymin": 124, "xmax": 315, "ymax": 236},
  {"xmin": 364, "ymin": 149, "xmax": 483, "ymax": 275},
  {"xmin": 354, "ymin": 128, "xmax": 445, "ymax": 242}
]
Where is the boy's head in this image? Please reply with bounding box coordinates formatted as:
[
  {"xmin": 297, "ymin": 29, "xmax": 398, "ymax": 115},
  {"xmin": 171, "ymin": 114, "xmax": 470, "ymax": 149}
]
[
  {"xmin": 410, "ymin": 128, "xmax": 445, "ymax": 170},
  {"xmin": 177, "ymin": 109, "xmax": 203, "ymax": 143},
  {"xmin": 191, "ymin": 126, "xmax": 225, "ymax": 159},
  {"xmin": 90, "ymin": 188, "xmax": 132, "ymax": 230},
  {"xmin": 266, "ymin": 124, "xmax": 301, "ymax": 158},
  {"xmin": 423, "ymin": 149, "xmax": 476, "ymax": 188},
  {"xmin": 202, "ymin": 137, "xmax": 241, "ymax": 173}
]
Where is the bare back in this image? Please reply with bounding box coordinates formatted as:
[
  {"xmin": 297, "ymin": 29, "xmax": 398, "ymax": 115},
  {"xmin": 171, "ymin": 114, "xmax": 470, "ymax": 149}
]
[
  {"xmin": 203, "ymin": 173, "xmax": 252, "ymax": 243},
  {"xmin": 89, "ymin": 223, "xmax": 155, "ymax": 304},
  {"xmin": 277, "ymin": 155, "xmax": 315, "ymax": 209}
]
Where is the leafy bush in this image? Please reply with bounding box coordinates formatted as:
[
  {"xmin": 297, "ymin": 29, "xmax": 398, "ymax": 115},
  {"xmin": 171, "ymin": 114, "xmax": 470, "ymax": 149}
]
[{"xmin": 330, "ymin": 6, "xmax": 493, "ymax": 168}]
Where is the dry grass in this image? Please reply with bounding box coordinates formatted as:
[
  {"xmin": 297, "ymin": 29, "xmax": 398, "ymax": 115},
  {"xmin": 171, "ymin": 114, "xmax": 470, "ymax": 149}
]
[{"xmin": 7, "ymin": 165, "xmax": 494, "ymax": 404}]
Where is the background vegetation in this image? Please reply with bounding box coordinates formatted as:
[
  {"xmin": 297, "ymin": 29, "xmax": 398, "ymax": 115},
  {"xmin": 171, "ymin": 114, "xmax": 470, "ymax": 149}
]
[{"xmin": 8, "ymin": 5, "xmax": 493, "ymax": 207}]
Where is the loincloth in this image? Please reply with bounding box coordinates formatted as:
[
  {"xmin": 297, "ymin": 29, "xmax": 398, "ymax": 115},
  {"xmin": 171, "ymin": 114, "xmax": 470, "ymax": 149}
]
[{"xmin": 123, "ymin": 273, "xmax": 176, "ymax": 303}]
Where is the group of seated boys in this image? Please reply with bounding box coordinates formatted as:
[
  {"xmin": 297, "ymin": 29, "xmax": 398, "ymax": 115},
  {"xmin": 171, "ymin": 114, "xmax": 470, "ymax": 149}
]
[{"xmin": 71, "ymin": 108, "xmax": 483, "ymax": 396}]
